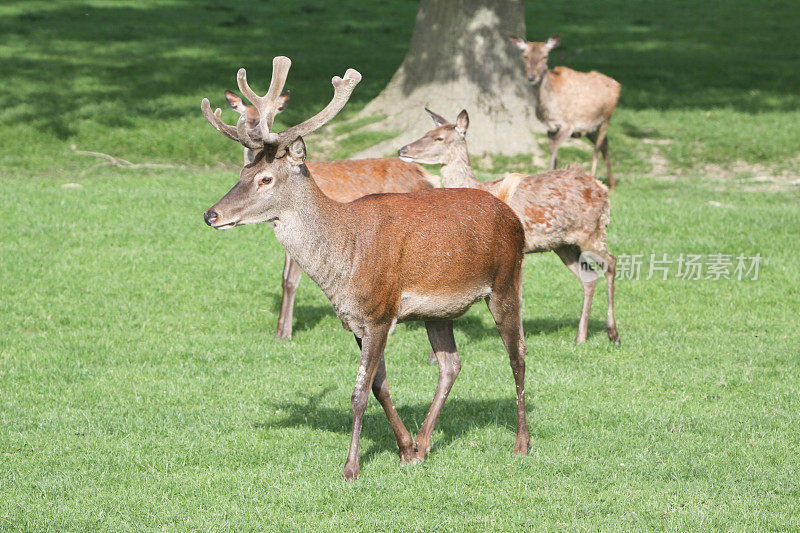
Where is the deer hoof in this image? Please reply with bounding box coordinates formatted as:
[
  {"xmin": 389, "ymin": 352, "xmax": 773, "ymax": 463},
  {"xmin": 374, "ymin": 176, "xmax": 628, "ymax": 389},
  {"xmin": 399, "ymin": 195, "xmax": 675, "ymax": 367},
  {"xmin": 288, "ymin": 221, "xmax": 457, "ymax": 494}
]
[
  {"xmin": 342, "ymin": 464, "xmax": 360, "ymax": 481},
  {"xmin": 273, "ymin": 330, "xmax": 292, "ymax": 341}
]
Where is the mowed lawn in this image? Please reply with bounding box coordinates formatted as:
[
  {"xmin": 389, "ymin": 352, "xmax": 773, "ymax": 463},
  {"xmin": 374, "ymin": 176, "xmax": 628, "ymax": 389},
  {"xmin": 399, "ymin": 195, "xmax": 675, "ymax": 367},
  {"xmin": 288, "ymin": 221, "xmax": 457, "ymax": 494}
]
[{"xmin": 2, "ymin": 0, "xmax": 800, "ymax": 530}]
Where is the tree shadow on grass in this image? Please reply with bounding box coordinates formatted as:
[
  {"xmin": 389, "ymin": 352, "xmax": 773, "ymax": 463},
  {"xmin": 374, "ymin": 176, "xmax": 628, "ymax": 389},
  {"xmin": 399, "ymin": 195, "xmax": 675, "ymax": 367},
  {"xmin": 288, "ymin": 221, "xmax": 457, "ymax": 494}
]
[
  {"xmin": 3, "ymin": 0, "xmax": 799, "ymax": 144},
  {"xmin": 257, "ymin": 387, "xmax": 527, "ymax": 469}
]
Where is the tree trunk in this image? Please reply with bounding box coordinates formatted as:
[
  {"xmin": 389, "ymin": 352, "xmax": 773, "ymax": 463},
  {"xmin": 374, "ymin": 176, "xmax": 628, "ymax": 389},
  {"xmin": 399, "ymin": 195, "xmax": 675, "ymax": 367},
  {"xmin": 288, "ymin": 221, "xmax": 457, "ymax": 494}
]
[{"xmin": 352, "ymin": 0, "xmax": 543, "ymax": 159}]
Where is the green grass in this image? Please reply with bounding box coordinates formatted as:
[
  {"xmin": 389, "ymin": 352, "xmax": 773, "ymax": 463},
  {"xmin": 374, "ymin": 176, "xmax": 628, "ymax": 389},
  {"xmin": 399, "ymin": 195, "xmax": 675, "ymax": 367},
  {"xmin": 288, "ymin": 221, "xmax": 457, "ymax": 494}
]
[{"xmin": 2, "ymin": 0, "xmax": 800, "ymax": 530}]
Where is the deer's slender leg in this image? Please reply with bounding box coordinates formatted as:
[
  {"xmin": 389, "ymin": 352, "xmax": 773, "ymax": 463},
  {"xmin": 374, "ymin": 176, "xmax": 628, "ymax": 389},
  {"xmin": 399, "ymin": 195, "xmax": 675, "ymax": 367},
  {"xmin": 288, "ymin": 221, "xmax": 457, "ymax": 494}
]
[
  {"xmin": 600, "ymin": 135, "xmax": 615, "ymax": 190},
  {"xmin": 590, "ymin": 122, "xmax": 614, "ymax": 189},
  {"xmin": 603, "ymin": 252, "xmax": 620, "ymax": 343},
  {"xmin": 587, "ymin": 130, "xmax": 600, "ymax": 177},
  {"xmin": 274, "ymin": 250, "xmax": 302, "ymax": 340},
  {"xmin": 554, "ymin": 245, "xmax": 596, "ymax": 344},
  {"xmin": 342, "ymin": 323, "xmax": 391, "ymax": 481},
  {"xmin": 412, "ymin": 321, "xmax": 461, "ymax": 461},
  {"xmin": 486, "ymin": 286, "xmax": 529, "ymax": 455},
  {"xmin": 548, "ymin": 126, "xmax": 573, "ymax": 170},
  {"xmin": 580, "ymin": 245, "xmax": 620, "ymax": 345},
  {"xmin": 360, "ymin": 339, "xmax": 415, "ymax": 461}
]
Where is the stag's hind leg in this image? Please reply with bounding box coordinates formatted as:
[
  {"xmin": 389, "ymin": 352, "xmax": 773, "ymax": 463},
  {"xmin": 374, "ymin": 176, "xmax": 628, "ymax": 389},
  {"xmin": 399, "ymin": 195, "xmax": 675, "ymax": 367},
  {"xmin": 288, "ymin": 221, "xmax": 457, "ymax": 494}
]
[
  {"xmin": 555, "ymin": 245, "xmax": 597, "ymax": 344},
  {"xmin": 275, "ymin": 250, "xmax": 303, "ymax": 340},
  {"xmin": 486, "ymin": 285, "xmax": 529, "ymax": 455},
  {"xmin": 412, "ymin": 321, "xmax": 462, "ymax": 462}
]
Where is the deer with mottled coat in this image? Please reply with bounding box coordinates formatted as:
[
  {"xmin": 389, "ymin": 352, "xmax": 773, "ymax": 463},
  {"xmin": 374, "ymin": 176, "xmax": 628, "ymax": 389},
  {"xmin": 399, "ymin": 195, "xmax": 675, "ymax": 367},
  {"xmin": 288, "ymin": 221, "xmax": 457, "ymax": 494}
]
[
  {"xmin": 399, "ymin": 108, "xmax": 620, "ymax": 344},
  {"xmin": 201, "ymin": 57, "xmax": 530, "ymax": 480},
  {"xmin": 510, "ymin": 34, "xmax": 621, "ymax": 189}
]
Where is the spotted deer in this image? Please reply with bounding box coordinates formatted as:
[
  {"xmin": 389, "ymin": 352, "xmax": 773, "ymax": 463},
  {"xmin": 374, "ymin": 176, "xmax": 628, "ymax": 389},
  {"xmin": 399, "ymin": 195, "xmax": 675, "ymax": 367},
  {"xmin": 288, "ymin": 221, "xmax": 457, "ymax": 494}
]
[
  {"xmin": 224, "ymin": 89, "xmax": 439, "ymax": 340},
  {"xmin": 510, "ymin": 34, "xmax": 621, "ymax": 189},
  {"xmin": 399, "ymin": 108, "xmax": 620, "ymax": 344},
  {"xmin": 201, "ymin": 57, "xmax": 529, "ymax": 480}
]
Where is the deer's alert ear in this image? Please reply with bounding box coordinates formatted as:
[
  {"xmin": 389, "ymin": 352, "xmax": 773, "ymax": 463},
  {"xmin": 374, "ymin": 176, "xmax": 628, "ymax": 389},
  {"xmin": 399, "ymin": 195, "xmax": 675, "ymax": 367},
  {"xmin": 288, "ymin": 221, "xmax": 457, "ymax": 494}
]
[
  {"xmin": 425, "ymin": 107, "xmax": 449, "ymax": 127},
  {"xmin": 509, "ymin": 35, "xmax": 528, "ymax": 51},
  {"xmin": 288, "ymin": 137, "xmax": 306, "ymax": 163},
  {"xmin": 225, "ymin": 90, "xmax": 247, "ymax": 113},
  {"xmin": 276, "ymin": 91, "xmax": 291, "ymax": 112},
  {"xmin": 545, "ymin": 34, "xmax": 561, "ymax": 51},
  {"xmin": 455, "ymin": 109, "xmax": 469, "ymax": 135}
]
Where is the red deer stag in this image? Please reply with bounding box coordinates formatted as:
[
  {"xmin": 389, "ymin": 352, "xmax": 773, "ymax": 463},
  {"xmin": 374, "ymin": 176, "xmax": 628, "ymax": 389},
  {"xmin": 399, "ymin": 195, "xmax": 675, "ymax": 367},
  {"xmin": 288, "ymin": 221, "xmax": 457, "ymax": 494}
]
[
  {"xmin": 399, "ymin": 108, "xmax": 620, "ymax": 344},
  {"xmin": 510, "ymin": 34, "xmax": 621, "ymax": 189},
  {"xmin": 223, "ymin": 89, "xmax": 439, "ymax": 340},
  {"xmin": 201, "ymin": 57, "xmax": 529, "ymax": 480}
]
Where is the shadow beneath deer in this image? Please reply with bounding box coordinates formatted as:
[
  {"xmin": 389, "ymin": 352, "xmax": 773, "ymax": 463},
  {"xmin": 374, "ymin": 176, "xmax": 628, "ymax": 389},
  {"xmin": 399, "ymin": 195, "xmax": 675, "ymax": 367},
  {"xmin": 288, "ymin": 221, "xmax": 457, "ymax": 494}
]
[{"xmin": 257, "ymin": 387, "xmax": 523, "ymax": 468}]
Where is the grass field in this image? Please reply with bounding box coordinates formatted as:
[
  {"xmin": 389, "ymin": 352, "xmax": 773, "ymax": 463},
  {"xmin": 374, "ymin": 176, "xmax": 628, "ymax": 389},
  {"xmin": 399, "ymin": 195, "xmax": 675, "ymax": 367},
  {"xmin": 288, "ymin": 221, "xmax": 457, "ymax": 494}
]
[{"xmin": 2, "ymin": 0, "xmax": 800, "ymax": 530}]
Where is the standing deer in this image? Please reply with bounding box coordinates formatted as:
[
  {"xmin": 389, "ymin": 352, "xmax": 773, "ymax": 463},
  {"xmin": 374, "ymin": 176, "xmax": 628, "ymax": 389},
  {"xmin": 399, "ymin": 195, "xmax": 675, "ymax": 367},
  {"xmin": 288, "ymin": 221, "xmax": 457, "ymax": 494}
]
[
  {"xmin": 223, "ymin": 89, "xmax": 439, "ymax": 340},
  {"xmin": 510, "ymin": 34, "xmax": 621, "ymax": 189},
  {"xmin": 398, "ymin": 108, "xmax": 620, "ymax": 344},
  {"xmin": 201, "ymin": 57, "xmax": 529, "ymax": 480}
]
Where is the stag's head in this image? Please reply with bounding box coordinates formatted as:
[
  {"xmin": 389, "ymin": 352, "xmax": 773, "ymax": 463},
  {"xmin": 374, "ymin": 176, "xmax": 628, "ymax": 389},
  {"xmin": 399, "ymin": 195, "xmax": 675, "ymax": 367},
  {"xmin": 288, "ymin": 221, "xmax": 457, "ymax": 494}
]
[
  {"xmin": 509, "ymin": 34, "xmax": 560, "ymax": 85},
  {"xmin": 397, "ymin": 108, "xmax": 469, "ymax": 165},
  {"xmin": 201, "ymin": 57, "xmax": 361, "ymax": 229}
]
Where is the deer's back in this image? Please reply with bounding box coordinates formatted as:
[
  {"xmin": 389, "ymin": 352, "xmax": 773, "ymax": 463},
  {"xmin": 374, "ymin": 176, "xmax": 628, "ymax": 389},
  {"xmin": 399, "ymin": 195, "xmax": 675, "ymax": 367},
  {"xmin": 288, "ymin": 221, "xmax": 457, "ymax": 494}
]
[
  {"xmin": 342, "ymin": 188, "xmax": 524, "ymax": 322},
  {"xmin": 538, "ymin": 67, "xmax": 621, "ymax": 133},
  {"xmin": 307, "ymin": 158, "xmax": 438, "ymax": 202},
  {"xmin": 484, "ymin": 167, "xmax": 609, "ymax": 253}
]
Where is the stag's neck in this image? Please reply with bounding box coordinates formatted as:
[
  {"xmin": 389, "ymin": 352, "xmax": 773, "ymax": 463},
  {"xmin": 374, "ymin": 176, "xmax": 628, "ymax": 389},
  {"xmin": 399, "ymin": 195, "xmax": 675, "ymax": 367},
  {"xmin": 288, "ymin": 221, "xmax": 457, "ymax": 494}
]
[
  {"xmin": 270, "ymin": 172, "xmax": 354, "ymax": 306},
  {"xmin": 440, "ymin": 145, "xmax": 480, "ymax": 189}
]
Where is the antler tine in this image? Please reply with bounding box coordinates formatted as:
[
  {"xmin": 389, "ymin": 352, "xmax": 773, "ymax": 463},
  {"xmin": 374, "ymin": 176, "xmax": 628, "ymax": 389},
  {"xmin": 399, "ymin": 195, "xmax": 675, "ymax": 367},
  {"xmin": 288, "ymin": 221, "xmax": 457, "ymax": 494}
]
[
  {"xmin": 235, "ymin": 114, "xmax": 263, "ymax": 149},
  {"xmin": 200, "ymin": 98, "xmax": 258, "ymax": 146},
  {"xmin": 237, "ymin": 56, "xmax": 292, "ymax": 141},
  {"xmin": 276, "ymin": 68, "xmax": 362, "ymax": 146}
]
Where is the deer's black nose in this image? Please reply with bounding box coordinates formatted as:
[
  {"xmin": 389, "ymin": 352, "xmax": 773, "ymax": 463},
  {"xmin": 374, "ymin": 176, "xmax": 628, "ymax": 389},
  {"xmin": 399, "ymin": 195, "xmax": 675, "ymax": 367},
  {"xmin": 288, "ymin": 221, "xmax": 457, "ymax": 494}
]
[
  {"xmin": 527, "ymin": 74, "xmax": 536, "ymax": 82},
  {"xmin": 204, "ymin": 209, "xmax": 218, "ymax": 226},
  {"xmin": 398, "ymin": 146, "xmax": 408, "ymax": 157}
]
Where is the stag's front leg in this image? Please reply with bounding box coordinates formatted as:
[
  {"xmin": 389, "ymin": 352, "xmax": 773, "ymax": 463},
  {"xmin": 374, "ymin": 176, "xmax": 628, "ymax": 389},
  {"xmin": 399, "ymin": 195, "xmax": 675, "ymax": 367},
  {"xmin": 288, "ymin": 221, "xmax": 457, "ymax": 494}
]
[{"xmin": 342, "ymin": 323, "xmax": 391, "ymax": 480}]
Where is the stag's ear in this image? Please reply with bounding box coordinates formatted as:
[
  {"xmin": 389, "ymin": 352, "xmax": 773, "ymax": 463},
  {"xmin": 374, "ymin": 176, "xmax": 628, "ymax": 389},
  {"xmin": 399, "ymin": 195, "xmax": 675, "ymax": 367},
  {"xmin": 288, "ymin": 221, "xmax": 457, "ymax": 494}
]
[
  {"xmin": 545, "ymin": 34, "xmax": 561, "ymax": 51},
  {"xmin": 455, "ymin": 109, "xmax": 469, "ymax": 135},
  {"xmin": 509, "ymin": 35, "xmax": 528, "ymax": 51},
  {"xmin": 225, "ymin": 90, "xmax": 247, "ymax": 114},
  {"xmin": 275, "ymin": 91, "xmax": 291, "ymax": 113},
  {"xmin": 425, "ymin": 107, "xmax": 449, "ymax": 127},
  {"xmin": 287, "ymin": 137, "xmax": 306, "ymax": 163}
]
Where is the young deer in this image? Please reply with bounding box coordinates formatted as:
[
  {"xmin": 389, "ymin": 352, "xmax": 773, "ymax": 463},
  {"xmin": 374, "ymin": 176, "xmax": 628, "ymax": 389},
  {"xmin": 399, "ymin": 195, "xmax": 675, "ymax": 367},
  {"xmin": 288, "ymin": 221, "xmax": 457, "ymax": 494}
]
[
  {"xmin": 510, "ymin": 34, "xmax": 621, "ymax": 189},
  {"xmin": 201, "ymin": 57, "xmax": 530, "ymax": 480},
  {"xmin": 224, "ymin": 89, "xmax": 439, "ymax": 340},
  {"xmin": 398, "ymin": 108, "xmax": 620, "ymax": 344}
]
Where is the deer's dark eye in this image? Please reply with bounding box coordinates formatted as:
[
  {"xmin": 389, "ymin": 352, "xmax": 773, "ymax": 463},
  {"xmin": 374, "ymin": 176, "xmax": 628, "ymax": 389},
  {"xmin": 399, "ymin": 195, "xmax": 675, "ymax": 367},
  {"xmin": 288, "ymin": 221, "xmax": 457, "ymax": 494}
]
[
  {"xmin": 435, "ymin": 137, "xmax": 444, "ymax": 142},
  {"xmin": 259, "ymin": 176, "xmax": 273, "ymax": 186}
]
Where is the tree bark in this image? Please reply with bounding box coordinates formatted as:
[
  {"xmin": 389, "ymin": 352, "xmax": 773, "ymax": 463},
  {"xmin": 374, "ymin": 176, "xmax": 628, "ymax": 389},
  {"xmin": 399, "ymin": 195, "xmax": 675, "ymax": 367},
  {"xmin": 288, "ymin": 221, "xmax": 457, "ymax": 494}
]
[{"xmin": 353, "ymin": 0, "xmax": 543, "ymax": 158}]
